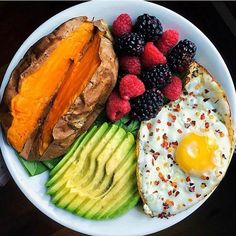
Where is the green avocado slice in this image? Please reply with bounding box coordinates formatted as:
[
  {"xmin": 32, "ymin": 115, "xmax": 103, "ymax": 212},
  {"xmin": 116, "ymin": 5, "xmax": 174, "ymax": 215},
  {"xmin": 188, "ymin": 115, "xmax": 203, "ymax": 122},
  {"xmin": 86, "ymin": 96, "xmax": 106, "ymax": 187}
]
[
  {"xmin": 46, "ymin": 123, "xmax": 139, "ymax": 219},
  {"xmin": 63, "ymin": 126, "xmax": 128, "ymax": 212},
  {"xmin": 76, "ymin": 144, "xmax": 136, "ymax": 216},
  {"xmin": 46, "ymin": 126, "xmax": 97, "ymax": 188}
]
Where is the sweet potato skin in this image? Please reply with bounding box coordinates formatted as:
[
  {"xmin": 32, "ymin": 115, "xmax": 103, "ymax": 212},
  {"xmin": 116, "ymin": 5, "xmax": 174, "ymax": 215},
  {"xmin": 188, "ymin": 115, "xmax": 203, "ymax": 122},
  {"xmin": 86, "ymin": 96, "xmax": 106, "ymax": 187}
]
[{"xmin": 0, "ymin": 17, "xmax": 118, "ymax": 160}]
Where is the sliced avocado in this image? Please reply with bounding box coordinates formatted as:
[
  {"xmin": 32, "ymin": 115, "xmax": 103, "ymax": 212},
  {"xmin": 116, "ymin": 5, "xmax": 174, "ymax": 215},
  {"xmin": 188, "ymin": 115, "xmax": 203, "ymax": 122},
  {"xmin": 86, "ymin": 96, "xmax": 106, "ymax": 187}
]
[
  {"xmin": 107, "ymin": 192, "xmax": 139, "ymax": 219},
  {"xmin": 46, "ymin": 126, "xmax": 97, "ymax": 188},
  {"xmin": 46, "ymin": 123, "xmax": 139, "ymax": 219},
  {"xmin": 49, "ymin": 132, "xmax": 87, "ymax": 176},
  {"xmin": 78, "ymin": 125, "xmax": 119, "ymax": 188},
  {"xmin": 77, "ymin": 144, "xmax": 136, "ymax": 216},
  {"xmin": 64, "ymin": 126, "xmax": 127, "ymax": 213},
  {"xmin": 83, "ymin": 161, "xmax": 137, "ymax": 219},
  {"xmin": 47, "ymin": 123, "xmax": 108, "ymax": 194}
]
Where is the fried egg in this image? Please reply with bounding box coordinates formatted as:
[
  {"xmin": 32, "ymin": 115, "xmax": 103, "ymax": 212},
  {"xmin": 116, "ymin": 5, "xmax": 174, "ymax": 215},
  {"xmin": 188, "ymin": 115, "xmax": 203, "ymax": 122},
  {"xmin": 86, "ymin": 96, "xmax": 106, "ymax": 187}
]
[{"xmin": 137, "ymin": 62, "xmax": 235, "ymax": 218}]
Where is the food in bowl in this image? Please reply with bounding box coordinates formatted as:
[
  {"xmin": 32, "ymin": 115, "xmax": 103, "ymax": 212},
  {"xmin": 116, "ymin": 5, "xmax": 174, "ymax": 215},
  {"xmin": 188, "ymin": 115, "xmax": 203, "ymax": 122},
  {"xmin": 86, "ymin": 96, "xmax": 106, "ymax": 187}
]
[{"xmin": 0, "ymin": 11, "xmax": 234, "ymax": 221}]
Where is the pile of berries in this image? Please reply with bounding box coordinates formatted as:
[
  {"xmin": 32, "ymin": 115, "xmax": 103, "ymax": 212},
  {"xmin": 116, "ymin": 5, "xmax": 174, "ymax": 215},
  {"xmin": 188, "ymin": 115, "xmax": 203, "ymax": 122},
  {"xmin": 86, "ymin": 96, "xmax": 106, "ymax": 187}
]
[{"xmin": 106, "ymin": 13, "xmax": 197, "ymax": 122}]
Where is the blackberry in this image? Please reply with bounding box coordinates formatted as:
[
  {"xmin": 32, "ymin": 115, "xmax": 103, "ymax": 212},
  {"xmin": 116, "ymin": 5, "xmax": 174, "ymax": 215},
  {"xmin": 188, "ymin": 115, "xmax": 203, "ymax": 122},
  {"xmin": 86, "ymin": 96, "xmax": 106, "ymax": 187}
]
[
  {"xmin": 141, "ymin": 64, "xmax": 172, "ymax": 89},
  {"xmin": 130, "ymin": 88, "xmax": 164, "ymax": 121},
  {"xmin": 115, "ymin": 33, "xmax": 145, "ymax": 56},
  {"xmin": 134, "ymin": 14, "xmax": 163, "ymax": 42},
  {"xmin": 167, "ymin": 39, "xmax": 197, "ymax": 73}
]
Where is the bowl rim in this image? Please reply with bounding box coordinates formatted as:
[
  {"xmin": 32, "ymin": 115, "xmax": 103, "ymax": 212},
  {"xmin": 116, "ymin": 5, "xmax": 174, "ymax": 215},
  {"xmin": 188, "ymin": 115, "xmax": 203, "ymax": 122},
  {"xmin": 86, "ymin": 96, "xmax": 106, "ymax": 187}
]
[{"xmin": 0, "ymin": 1, "xmax": 235, "ymax": 235}]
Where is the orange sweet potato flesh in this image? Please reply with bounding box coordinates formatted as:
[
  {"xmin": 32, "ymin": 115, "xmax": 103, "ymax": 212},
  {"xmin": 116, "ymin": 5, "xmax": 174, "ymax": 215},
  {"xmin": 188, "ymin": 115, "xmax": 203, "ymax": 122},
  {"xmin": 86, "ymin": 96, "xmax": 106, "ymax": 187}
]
[
  {"xmin": 7, "ymin": 22, "xmax": 94, "ymax": 152},
  {"xmin": 39, "ymin": 31, "xmax": 101, "ymax": 154}
]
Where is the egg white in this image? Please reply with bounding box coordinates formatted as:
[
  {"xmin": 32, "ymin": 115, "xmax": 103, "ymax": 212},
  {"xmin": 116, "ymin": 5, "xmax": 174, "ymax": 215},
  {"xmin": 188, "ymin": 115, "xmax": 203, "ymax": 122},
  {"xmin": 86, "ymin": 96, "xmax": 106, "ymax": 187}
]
[{"xmin": 137, "ymin": 62, "xmax": 234, "ymax": 218}]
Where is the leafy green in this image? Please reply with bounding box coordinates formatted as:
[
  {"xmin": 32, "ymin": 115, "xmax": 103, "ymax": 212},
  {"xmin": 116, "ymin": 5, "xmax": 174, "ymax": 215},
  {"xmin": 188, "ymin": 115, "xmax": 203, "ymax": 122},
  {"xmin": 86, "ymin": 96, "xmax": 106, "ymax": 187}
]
[
  {"xmin": 18, "ymin": 155, "xmax": 48, "ymax": 176},
  {"xmin": 93, "ymin": 112, "xmax": 140, "ymax": 136},
  {"xmin": 18, "ymin": 153, "xmax": 61, "ymax": 176},
  {"xmin": 114, "ymin": 115, "xmax": 140, "ymax": 136},
  {"xmin": 94, "ymin": 111, "xmax": 107, "ymax": 126}
]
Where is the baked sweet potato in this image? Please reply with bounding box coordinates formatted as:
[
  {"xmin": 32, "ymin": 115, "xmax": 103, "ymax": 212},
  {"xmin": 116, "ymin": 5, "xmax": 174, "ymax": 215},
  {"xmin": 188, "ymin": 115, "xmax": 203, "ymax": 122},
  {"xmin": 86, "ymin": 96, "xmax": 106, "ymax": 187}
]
[{"xmin": 0, "ymin": 17, "xmax": 118, "ymax": 160}]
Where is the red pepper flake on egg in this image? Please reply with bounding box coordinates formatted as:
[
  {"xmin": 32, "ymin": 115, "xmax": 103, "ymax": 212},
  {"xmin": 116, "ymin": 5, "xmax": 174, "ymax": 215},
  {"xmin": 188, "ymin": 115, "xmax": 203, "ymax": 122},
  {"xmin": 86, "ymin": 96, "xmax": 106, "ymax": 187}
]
[
  {"xmin": 175, "ymin": 191, "xmax": 180, "ymax": 197},
  {"xmin": 200, "ymin": 113, "xmax": 205, "ymax": 120},
  {"xmin": 196, "ymin": 193, "xmax": 201, "ymax": 198},
  {"xmin": 191, "ymin": 120, "xmax": 196, "ymax": 126},
  {"xmin": 151, "ymin": 159, "xmax": 154, "ymax": 166},
  {"xmin": 184, "ymin": 123, "xmax": 190, "ymax": 128},
  {"xmin": 171, "ymin": 141, "xmax": 178, "ymax": 149},
  {"xmin": 205, "ymin": 122, "xmax": 209, "ymax": 129},
  {"xmin": 169, "ymin": 114, "xmax": 176, "ymax": 122},
  {"xmin": 189, "ymin": 186, "xmax": 195, "ymax": 192},
  {"xmin": 162, "ymin": 133, "xmax": 168, "ymax": 140},
  {"xmin": 161, "ymin": 140, "xmax": 169, "ymax": 148},
  {"xmin": 157, "ymin": 119, "xmax": 161, "ymax": 124},
  {"xmin": 173, "ymin": 104, "xmax": 181, "ymax": 112},
  {"xmin": 200, "ymin": 175, "xmax": 209, "ymax": 180},
  {"xmin": 171, "ymin": 181, "xmax": 177, "ymax": 188},
  {"xmin": 153, "ymin": 152, "xmax": 160, "ymax": 160},
  {"xmin": 186, "ymin": 176, "xmax": 191, "ymax": 182},
  {"xmin": 167, "ymin": 122, "xmax": 172, "ymax": 126},
  {"xmin": 165, "ymin": 199, "xmax": 174, "ymax": 206},
  {"xmin": 159, "ymin": 172, "xmax": 167, "ymax": 182},
  {"xmin": 146, "ymin": 122, "xmax": 152, "ymax": 129},
  {"xmin": 154, "ymin": 181, "xmax": 160, "ymax": 186},
  {"xmin": 177, "ymin": 129, "xmax": 183, "ymax": 134}
]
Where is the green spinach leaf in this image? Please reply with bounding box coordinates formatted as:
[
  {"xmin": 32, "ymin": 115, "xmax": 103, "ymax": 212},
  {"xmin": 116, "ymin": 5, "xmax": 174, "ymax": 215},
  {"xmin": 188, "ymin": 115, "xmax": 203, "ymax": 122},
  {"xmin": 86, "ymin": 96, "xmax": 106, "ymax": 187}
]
[{"xmin": 18, "ymin": 156, "xmax": 48, "ymax": 176}]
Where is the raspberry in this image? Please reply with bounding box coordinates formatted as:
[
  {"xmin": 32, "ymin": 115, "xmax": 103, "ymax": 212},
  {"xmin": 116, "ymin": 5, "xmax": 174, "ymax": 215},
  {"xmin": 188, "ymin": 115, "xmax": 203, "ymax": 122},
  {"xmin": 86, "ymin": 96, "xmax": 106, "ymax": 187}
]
[
  {"xmin": 162, "ymin": 76, "xmax": 182, "ymax": 101},
  {"xmin": 119, "ymin": 74, "xmax": 145, "ymax": 100},
  {"xmin": 106, "ymin": 90, "xmax": 131, "ymax": 122},
  {"xmin": 156, "ymin": 29, "xmax": 179, "ymax": 55},
  {"xmin": 112, "ymin": 14, "xmax": 132, "ymax": 37},
  {"xmin": 120, "ymin": 56, "xmax": 141, "ymax": 75},
  {"xmin": 141, "ymin": 42, "xmax": 166, "ymax": 69}
]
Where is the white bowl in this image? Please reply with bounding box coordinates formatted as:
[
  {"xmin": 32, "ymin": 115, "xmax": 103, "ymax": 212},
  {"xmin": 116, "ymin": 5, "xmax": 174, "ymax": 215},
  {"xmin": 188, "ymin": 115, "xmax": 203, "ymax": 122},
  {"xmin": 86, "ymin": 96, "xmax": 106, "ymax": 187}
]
[{"xmin": 1, "ymin": 1, "xmax": 235, "ymax": 235}]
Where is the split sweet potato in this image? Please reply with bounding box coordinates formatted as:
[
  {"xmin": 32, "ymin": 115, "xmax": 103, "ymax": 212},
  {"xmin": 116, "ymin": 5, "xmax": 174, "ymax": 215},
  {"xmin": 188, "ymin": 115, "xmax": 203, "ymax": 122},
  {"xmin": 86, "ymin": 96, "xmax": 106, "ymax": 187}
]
[{"xmin": 0, "ymin": 17, "xmax": 118, "ymax": 160}]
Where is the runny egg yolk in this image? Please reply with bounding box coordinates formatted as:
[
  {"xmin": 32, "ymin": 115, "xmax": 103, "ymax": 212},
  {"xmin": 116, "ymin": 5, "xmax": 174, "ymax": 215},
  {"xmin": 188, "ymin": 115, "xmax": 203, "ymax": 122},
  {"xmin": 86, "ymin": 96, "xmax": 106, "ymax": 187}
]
[{"xmin": 176, "ymin": 132, "xmax": 218, "ymax": 176}]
